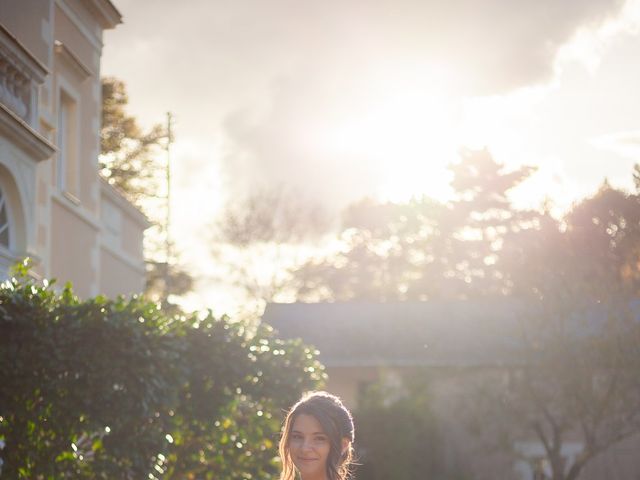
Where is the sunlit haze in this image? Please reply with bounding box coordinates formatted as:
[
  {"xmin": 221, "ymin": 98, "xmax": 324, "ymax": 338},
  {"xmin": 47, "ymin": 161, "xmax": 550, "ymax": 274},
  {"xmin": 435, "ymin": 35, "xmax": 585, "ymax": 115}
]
[{"xmin": 102, "ymin": 0, "xmax": 640, "ymax": 312}]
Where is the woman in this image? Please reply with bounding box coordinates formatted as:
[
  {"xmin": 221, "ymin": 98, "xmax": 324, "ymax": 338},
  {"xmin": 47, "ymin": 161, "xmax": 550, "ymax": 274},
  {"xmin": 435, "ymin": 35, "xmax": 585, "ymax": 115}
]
[{"xmin": 279, "ymin": 391, "xmax": 355, "ymax": 480}]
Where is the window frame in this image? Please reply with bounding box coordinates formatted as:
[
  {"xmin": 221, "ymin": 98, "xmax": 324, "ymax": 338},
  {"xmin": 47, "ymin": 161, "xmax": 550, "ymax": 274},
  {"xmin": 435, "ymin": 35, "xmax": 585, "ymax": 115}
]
[{"xmin": 55, "ymin": 76, "xmax": 81, "ymax": 199}]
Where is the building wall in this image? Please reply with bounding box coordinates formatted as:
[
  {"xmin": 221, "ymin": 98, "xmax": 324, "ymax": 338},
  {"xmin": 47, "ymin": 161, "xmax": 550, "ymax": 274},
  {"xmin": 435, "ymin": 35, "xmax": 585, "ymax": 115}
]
[
  {"xmin": 121, "ymin": 213, "xmax": 144, "ymax": 259},
  {"xmin": 99, "ymin": 181, "xmax": 146, "ymax": 297},
  {"xmin": 0, "ymin": 0, "xmax": 51, "ymax": 63},
  {"xmin": 52, "ymin": 1, "xmax": 102, "ymax": 214},
  {"xmin": 50, "ymin": 195, "xmax": 98, "ymax": 297},
  {"xmin": 99, "ymin": 248, "xmax": 145, "ymax": 298},
  {"xmin": 324, "ymin": 366, "xmax": 380, "ymax": 409},
  {"xmin": 0, "ymin": 0, "xmax": 147, "ymax": 297}
]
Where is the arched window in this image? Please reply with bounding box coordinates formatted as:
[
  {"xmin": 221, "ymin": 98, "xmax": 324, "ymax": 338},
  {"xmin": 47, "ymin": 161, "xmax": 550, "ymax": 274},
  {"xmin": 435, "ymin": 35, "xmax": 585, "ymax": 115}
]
[
  {"xmin": 0, "ymin": 186, "xmax": 10, "ymax": 249},
  {"xmin": 0, "ymin": 181, "xmax": 16, "ymax": 280}
]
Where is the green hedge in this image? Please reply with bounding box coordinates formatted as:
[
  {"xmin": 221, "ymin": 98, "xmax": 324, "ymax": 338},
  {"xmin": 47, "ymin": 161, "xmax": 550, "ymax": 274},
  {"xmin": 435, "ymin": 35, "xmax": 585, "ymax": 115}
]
[{"xmin": 0, "ymin": 262, "xmax": 323, "ymax": 479}]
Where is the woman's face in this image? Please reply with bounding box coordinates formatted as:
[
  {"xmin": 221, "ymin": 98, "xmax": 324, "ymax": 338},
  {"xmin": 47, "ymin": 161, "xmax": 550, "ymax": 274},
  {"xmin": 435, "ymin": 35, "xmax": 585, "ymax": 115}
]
[{"xmin": 289, "ymin": 413, "xmax": 331, "ymax": 480}]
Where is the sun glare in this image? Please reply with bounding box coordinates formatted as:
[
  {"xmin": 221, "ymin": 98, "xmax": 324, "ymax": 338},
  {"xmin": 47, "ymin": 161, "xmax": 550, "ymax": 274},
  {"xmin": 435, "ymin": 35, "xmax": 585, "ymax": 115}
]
[
  {"xmin": 319, "ymin": 84, "xmax": 458, "ymax": 203},
  {"xmin": 308, "ymin": 60, "xmax": 581, "ymax": 210}
]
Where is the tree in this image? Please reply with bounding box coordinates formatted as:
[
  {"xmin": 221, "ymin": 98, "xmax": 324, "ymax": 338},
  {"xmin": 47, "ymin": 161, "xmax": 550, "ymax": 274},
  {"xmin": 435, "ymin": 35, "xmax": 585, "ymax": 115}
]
[
  {"xmin": 212, "ymin": 186, "xmax": 329, "ymax": 308},
  {"xmin": 165, "ymin": 321, "xmax": 323, "ymax": 479},
  {"xmin": 0, "ymin": 262, "xmax": 323, "ymax": 479},
  {"xmin": 292, "ymin": 149, "xmax": 538, "ymax": 301},
  {"xmin": 100, "ymin": 77, "xmax": 193, "ymax": 309},
  {"xmin": 463, "ymin": 297, "xmax": 640, "ymax": 480},
  {"xmin": 565, "ymin": 182, "xmax": 640, "ymax": 296},
  {"xmin": 463, "ymin": 182, "xmax": 640, "ymax": 480},
  {"xmin": 144, "ymin": 251, "xmax": 195, "ymax": 314},
  {"xmin": 441, "ymin": 148, "xmax": 537, "ymax": 296},
  {"xmin": 286, "ymin": 151, "xmax": 640, "ymax": 479},
  {"xmin": 100, "ymin": 77, "xmax": 167, "ymax": 204},
  {"xmin": 293, "ymin": 197, "xmax": 448, "ymax": 301},
  {"xmin": 0, "ymin": 263, "xmax": 177, "ymax": 479}
]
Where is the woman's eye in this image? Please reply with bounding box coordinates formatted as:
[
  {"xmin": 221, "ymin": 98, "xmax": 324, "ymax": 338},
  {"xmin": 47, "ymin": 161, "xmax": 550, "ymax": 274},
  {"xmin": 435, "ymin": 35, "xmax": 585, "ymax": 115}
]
[{"xmin": 314, "ymin": 436, "xmax": 327, "ymax": 443}]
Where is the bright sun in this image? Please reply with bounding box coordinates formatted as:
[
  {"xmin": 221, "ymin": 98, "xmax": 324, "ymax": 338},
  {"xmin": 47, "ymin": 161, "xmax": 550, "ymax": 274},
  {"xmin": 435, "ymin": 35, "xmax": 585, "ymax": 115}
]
[
  {"xmin": 315, "ymin": 69, "xmax": 555, "ymax": 208},
  {"xmin": 320, "ymin": 85, "xmax": 459, "ymax": 203}
]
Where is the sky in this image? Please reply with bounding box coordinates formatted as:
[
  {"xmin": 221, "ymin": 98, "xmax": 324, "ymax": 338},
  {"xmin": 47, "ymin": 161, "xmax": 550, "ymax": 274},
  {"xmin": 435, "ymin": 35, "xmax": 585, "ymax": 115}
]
[{"xmin": 102, "ymin": 0, "xmax": 640, "ymax": 312}]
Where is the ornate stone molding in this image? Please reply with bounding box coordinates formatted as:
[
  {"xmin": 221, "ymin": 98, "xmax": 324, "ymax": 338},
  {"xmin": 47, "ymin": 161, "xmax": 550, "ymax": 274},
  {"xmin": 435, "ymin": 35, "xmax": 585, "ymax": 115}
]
[
  {"xmin": 0, "ymin": 24, "xmax": 48, "ymax": 127},
  {"xmin": 85, "ymin": 0, "xmax": 123, "ymax": 30},
  {"xmin": 0, "ymin": 103, "xmax": 55, "ymax": 161}
]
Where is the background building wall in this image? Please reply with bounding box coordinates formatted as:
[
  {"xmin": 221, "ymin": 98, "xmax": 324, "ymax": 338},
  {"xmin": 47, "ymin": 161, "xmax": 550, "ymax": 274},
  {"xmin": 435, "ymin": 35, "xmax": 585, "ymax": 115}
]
[
  {"xmin": 50, "ymin": 197, "xmax": 98, "ymax": 297},
  {"xmin": 0, "ymin": 0, "xmax": 147, "ymax": 297}
]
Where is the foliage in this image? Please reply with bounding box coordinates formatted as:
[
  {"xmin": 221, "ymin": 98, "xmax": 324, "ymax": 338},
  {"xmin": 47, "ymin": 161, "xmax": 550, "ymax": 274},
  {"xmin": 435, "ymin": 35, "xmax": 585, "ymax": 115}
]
[
  {"xmin": 464, "ymin": 298, "xmax": 640, "ymax": 480},
  {"xmin": 293, "ymin": 148, "xmax": 538, "ymax": 301},
  {"xmin": 100, "ymin": 77, "xmax": 193, "ymax": 309},
  {"xmin": 218, "ymin": 187, "xmax": 329, "ymax": 247},
  {"xmin": 0, "ymin": 262, "xmax": 323, "ymax": 479},
  {"xmin": 145, "ymin": 258, "xmax": 195, "ymax": 315},
  {"xmin": 100, "ymin": 77, "xmax": 167, "ymax": 205},
  {"xmin": 212, "ymin": 187, "xmax": 329, "ymax": 305},
  {"xmin": 503, "ymin": 181, "xmax": 640, "ymax": 300},
  {"xmin": 0, "ymin": 262, "xmax": 175, "ymax": 479},
  {"xmin": 165, "ymin": 319, "xmax": 324, "ymax": 479},
  {"xmin": 464, "ymin": 182, "xmax": 640, "ymax": 480},
  {"xmin": 276, "ymin": 151, "xmax": 640, "ymax": 479},
  {"xmin": 355, "ymin": 379, "xmax": 470, "ymax": 480}
]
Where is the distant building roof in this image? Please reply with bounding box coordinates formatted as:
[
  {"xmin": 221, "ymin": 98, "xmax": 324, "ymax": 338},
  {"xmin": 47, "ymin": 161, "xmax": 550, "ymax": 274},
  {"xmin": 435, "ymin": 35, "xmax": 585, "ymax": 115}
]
[
  {"xmin": 263, "ymin": 300, "xmax": 535, "ymax": 368},
  {"xmin": 264, "ymin": 299, "xmax": 640, "ymax": 368}
]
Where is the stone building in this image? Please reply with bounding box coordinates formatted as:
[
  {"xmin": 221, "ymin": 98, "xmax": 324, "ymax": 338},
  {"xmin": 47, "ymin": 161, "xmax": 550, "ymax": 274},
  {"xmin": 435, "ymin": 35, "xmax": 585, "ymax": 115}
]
[{"xmin": 0, "ymin": 0, "xmax": 147, "ymax": 297}]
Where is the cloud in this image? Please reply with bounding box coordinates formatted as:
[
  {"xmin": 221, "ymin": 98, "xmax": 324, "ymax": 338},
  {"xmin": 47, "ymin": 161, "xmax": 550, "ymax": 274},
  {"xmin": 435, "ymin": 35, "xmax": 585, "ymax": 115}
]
[
  {"xmin": 591, "ymin": 130, "xmax": 640, "ymax": 158},
  {"xmin": 105, "ymin": 0, "xmax": 630, "ymax": 207},
  {"xmin": 220, "ymin": 71, "xmax": 392, "ymax": 209},
  {"xmin": 106, "ymin": 0, "xmax": 629, "ymax": 118}
]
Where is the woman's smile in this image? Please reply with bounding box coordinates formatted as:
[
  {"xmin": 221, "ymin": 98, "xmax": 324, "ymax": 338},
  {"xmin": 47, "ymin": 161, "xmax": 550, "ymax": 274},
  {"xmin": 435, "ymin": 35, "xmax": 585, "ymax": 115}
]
[
  {"xmin": 289, "ymin": 414, "xmax": 331, "ymax": 479},
  {"xmin": 279, "ymin": 392, "xmax": 354, "ymax": 480}
]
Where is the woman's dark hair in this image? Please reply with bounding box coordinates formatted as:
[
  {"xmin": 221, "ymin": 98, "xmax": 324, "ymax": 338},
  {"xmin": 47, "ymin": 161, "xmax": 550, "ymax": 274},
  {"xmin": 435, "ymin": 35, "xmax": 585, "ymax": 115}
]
[{"xmin": 279, "ymin": 391, "xmax": 355, "ymax": 480}]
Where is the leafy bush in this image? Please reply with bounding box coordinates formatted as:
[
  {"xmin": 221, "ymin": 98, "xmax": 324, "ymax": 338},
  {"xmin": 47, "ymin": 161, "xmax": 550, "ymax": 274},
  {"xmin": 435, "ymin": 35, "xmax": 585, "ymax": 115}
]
[{"xmin": 0, "ymin": 263, "xmax": 323, "ymax": 479}]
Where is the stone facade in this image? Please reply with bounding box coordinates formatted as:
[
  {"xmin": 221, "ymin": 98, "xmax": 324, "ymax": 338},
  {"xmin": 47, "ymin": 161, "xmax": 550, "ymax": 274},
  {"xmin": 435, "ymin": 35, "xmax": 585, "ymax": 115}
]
[{"xmin": 0, "ymin": 0, "xmax": 147, "ymax": 297}]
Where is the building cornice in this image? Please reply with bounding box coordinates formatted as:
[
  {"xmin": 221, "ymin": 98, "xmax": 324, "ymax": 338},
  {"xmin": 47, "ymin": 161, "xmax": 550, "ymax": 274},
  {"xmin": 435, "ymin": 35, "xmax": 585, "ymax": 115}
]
[
  {"xmin": 54, "ymin": 40, "xmax": 93, "ymax": 79},
  {"xmin": 52, "ymin": 191, "xmax": 101, "ymax": 231},
  {"xmin": 0, "ymin": 23, "xmax": 49, "ymax": 83},
  {"xmin": 0, "ymin": 104, "xmax": 55, "ymax": 161},
  {"xmin": 55, "ymin": 0, "xmax": 102, "ymax": 51},
  {"xmin": 99, "ymin": 178, "xmax": 150, "ymax": 229},
  {"xmin": 85, "ymin": 0, "xmax": 123, "ymax": 30}
]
